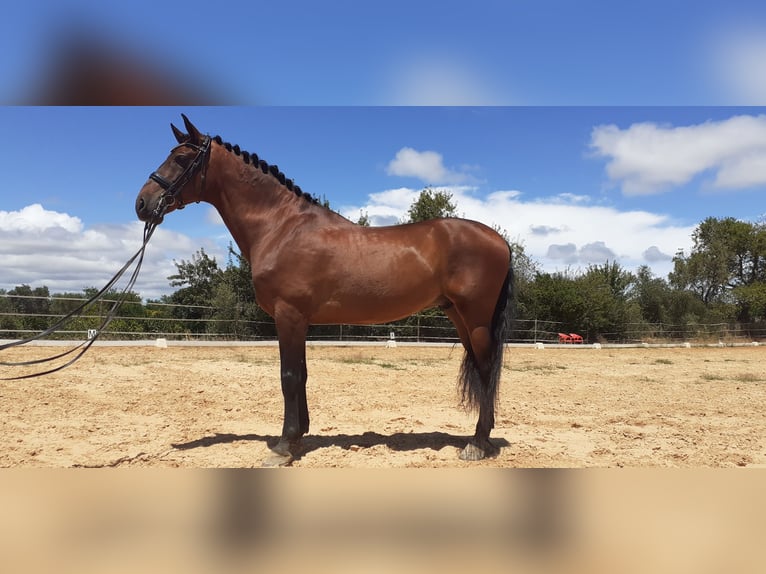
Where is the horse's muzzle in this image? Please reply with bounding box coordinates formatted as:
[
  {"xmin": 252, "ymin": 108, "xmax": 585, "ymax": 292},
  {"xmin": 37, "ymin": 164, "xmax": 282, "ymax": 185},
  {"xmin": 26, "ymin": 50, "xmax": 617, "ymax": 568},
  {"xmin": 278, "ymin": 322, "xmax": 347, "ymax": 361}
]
[{"xmin": 135, "ymin": 195, "xmax": 163, "ymax": 224}]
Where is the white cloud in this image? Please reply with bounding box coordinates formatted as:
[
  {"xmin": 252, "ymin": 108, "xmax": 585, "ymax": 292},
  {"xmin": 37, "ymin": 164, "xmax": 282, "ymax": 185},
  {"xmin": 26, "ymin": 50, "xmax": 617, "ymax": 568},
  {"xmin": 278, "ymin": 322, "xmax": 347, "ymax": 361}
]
[
  {"xmin": 714, "ymin": 152, "xmax": 766, "ymax": 188},
  {"xmin": 356, "ymin": 187, "xmax": 419, "ymax": 225},
  {"xmin": 206, "ymin": 206, "xmax": 224, "ymax": 225},
  {"xmin": 382, "ymin": 54, "xmax": 508, "ymax": 105},
  {"xmin": 579, "ymin": 241, "xmax": 617, "ymax": 263},
  {"xmin": 0, "ymin": 205, "xmax": 223, "ymax": 300},
  {"xmin": 643, "ymin": 246, "xmax": 673, "ymax": 262},
  {"xmin": 709, "ymin": 24, "xmax": 766, "ymax": 104},
  {"xmin": 530, "ymin": 224, "xmax": 565, "ymax": 236},
  {"xmin": 386, "ymin": 147, "xmax": 473, "ymax": 185},
  {"xmin": 553, "ymin": 192, "xmax": 591, "ymax": 204},
  {"xmin": 0, "ymin": 203, "xmax": 83, "ymax": 233},
  {"xmin": 547, "ymin": 243, "xmax": 578, "ymax": 264},
  {"xmin": 342, "ymin": 187, "xmax": 695, "ymax": 279},
  {"xmin": 590, "ymin": 115, "xmax": 766, "ymax": 195}
]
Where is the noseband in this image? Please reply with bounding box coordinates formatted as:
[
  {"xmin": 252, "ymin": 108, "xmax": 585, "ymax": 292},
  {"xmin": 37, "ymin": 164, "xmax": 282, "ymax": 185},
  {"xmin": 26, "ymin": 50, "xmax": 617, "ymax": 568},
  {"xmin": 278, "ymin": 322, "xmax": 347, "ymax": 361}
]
[{"xmin": 149, "ymin": 135, "xmax": 211, "ymax": 219}]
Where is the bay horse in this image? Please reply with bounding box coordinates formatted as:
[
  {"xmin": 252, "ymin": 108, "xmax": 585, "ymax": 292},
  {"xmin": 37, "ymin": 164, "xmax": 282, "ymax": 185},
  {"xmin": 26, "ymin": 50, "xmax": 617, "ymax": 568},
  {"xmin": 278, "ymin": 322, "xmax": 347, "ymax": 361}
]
[{"xmin": 135, "ymin": 115, "xmax": 513, "ymax": 465}]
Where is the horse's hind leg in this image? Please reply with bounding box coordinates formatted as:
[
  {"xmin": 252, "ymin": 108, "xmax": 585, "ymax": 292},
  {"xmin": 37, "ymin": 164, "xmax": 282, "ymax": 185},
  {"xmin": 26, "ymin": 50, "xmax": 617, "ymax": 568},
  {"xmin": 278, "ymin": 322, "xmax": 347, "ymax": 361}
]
[
  {"xmin": 444, "ymin": 307, "xmax": 499, "ymax": 460},
  {"xmin": 263, "ymin": 307, "xmax": 309, "ymax": 467},
  {"xmin": 463, "ymin": 324, "xmax": 500, "ymax": 460}
]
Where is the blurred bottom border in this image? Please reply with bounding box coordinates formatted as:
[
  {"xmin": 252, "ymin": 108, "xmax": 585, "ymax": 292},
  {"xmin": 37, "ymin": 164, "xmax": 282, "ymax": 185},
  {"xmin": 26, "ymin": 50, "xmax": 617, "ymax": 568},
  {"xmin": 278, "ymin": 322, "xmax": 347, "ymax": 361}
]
[{"xmin": 0, "ymin": 468, "xmax": 763, "ymax": 574}]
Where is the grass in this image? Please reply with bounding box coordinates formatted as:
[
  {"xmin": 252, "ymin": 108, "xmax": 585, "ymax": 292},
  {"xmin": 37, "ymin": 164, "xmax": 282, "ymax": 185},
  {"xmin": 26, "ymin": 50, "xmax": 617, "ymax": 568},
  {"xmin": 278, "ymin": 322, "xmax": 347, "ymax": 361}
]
[
  {"xmin": 336, "ymin": 355, "xmax": 404, "ymax": 370},
  {"xmin": 231, "ymin": 354, "xmax": 269, "ymax": 365},
  {"xmin": 734, "ymin": 372, "xmax": 762, "ymax": 383},
  {"xmin": 654, "ymin": 358, "xmax": 673, "ymax": 365},
  {"xmin": 699, "ymin": 372, "xmax": 763, "ymax": 383},
  {"xmin": 515, "ymin": 362, "xmax": 568, "ymax": 374}
]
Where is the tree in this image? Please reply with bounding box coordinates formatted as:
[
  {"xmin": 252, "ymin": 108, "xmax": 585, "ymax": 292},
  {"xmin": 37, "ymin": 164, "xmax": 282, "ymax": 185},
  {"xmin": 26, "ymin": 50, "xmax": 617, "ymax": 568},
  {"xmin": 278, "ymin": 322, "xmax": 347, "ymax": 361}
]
[
  {"xmin": 7, "ymin": 285, "xmax": 50, "ymax": 332},
  {"xmin": 506, "ymin": 239, "xmax": 538, "ymax": 322},
  {"xmin": 356, "ymin": 210, "xmax": 370, "ymax": 226},
  {"xmin": 168, "ymin": 248, "xmax": 222, "ymax": 296},
  {"xmin": 405, "ymin": 187, "xmax": 458, "ymax": 223},
  {"xmin": 670, "ymin": 217, "xmax": 766, "ymax": 321},
  {"xmin": 165, "ymin": 248, "xmax": 223, "ymax": 332},
  {"xmin": 632, "ymin": 265, "xmax": 672, "ymax": 325},
  {"xmin": 208, "ymin": 244, "xmax": 275, "ymax": 338},
  {"xmin": 577, "ymin": 261, "xmax": 639, "ymax": 340},
  {"xmin": 0, "ymin": 289, "xmax": 22, "ymax": 336},
  {"xmin": 522, "ymin": 262, "xmax": 641, "ymax": 342}
]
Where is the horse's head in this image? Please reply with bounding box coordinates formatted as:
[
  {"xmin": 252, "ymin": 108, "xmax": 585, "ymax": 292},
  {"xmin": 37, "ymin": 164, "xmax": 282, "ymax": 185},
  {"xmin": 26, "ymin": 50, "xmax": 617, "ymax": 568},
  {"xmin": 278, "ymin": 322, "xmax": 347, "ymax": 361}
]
[{"xmin": 135, "ymin": 114, "xmax": 211, "ymax": 224}]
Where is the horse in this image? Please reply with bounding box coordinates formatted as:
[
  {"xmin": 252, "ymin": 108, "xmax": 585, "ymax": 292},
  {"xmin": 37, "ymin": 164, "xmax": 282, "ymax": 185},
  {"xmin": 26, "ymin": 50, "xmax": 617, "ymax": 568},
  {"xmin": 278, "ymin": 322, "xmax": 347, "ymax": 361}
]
[{"xmin": 135, "ymin": 114, "xmax": 513, "ymax": 465}]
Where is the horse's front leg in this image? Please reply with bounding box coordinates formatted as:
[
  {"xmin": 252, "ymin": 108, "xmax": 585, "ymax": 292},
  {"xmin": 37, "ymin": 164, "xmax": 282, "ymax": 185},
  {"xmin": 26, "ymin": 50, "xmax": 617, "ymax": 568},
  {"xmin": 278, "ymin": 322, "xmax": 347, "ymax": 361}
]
[{"xmin": 264, "ymin": 308, "xmax": 309, "ymax": 467}]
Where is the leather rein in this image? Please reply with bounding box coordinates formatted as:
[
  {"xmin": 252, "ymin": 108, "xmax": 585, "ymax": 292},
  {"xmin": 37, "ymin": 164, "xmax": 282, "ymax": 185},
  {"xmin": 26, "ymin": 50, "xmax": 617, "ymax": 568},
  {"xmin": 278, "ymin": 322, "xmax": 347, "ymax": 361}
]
[{"xmin": 0, "ymin": 136, "xmax": 212, "ymax": 379}]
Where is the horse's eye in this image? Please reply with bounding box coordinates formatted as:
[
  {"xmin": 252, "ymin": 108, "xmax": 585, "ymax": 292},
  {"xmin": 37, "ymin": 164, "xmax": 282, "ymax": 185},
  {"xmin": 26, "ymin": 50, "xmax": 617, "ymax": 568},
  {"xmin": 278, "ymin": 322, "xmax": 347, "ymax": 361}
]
[{"xmin": 174, "ymin": 155, "xmax": 191, "ymax": 168}]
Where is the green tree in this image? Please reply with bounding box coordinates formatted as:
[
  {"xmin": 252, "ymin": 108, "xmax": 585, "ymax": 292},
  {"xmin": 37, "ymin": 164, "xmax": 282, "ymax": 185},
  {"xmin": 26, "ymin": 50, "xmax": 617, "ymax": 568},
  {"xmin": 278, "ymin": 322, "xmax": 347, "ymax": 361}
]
[
  {"xmin": 670, "ymin": 217, "xmax": 766, "ymax": 321},
  {"xmin": 576, "ymin": 261, "xmax": 639, "ymax": 341},
  {"xmin": 523, "ymin": 262, "xmax": 641, "ymax": 342},
  {"xmin": 524, "ymin": 270, "xmax": 583, "ymax": 333},
  {"xmin": 166, "ymin": 248, "xmax": 223, "ymax": 333},
  {"xmin": 506, "ymin": 240, "xmax": 538, "ymax": 325},
  {"xmin": 733, "ymin": 283, "xmax": 766, "ymax": 323},
  {"xmin": 632, "ymin": 265, "xmax": 671, "ymax": 325},
  {"xmin": 0, "ymin": 289, "xmax": 22, "ymax": 336},
  {"xmin": 405, "ymin": 187, "xmax": 458, "ymax": 223},
  {"xmin": 7, "ymin": 285, "xmax": 50, "ymax": 332},
  {"xmin": 356, "ymin": 210, "xmax": 370, "ymax": 226},
  {"xmin": 168, "ymin": 248, "xmax": 222, "ymax": 297},
  {"xmin": 208, "ymin": 244, "xmax": 274, "ymax": 338}
]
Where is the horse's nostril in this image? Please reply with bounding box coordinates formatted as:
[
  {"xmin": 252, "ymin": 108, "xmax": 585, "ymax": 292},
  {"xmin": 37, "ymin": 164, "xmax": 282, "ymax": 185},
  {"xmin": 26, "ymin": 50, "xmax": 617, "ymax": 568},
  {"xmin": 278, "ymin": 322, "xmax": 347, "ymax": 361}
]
[{"xmin": 138, "ymin": 198, "xmax": 145, "ymax": 210}]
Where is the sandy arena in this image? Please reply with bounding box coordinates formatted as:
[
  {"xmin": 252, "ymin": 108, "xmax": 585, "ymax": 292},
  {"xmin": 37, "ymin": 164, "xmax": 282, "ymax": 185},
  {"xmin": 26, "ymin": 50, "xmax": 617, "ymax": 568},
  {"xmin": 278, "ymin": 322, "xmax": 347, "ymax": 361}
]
[{"xmin": 1, "ymin": 343, "xmax": 765, "ymax": 467}]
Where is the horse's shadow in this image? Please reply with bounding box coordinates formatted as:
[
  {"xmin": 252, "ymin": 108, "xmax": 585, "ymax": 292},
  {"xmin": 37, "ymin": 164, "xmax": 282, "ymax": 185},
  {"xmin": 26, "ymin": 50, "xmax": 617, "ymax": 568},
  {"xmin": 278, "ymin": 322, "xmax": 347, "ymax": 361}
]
[{"xmin": 171, "ymin": 431, "xmax": 509, "ymax": 463}]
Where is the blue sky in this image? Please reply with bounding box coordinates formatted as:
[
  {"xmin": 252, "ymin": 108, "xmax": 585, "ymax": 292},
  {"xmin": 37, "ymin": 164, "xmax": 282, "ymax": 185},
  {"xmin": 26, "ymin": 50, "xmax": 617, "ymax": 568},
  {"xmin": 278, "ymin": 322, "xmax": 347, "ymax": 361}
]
[
  {"xmin": 2, "ymin": 2, "xmax": 766, "ymax": 299},
  {"xmin": 1, "ymin": 106, "xmax": 765, "ymax": 299},
  {"xmin": 2, "ymin": 2, "xmax": 766, "ymax": 105}
]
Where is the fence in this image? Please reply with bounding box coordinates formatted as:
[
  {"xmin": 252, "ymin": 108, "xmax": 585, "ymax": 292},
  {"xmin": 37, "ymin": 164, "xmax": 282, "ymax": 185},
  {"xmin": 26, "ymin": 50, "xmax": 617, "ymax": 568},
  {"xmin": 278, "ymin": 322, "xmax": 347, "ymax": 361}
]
[
  {"xmin": 2, "ymin": 293, "xmax": 766, "ymax": 343},
  {"xmin": 619, "ymin": 322, "xmax": 766, "ymax": 344}
]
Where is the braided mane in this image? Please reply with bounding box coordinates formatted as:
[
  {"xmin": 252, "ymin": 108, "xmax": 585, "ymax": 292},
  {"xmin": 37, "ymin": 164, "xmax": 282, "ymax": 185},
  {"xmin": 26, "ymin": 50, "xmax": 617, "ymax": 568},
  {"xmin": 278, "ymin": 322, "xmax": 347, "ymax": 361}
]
[{"xmin": 212, "ymin": 135, "xmax": 322, "ymax": 206}]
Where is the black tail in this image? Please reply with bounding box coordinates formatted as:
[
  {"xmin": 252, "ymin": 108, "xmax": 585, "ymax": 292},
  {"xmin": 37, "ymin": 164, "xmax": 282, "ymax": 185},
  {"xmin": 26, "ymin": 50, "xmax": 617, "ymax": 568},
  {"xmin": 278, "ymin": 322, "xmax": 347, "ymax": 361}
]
[{"xmin": 459, "ymin": 251, "xmax": 513, "ymax": 413}]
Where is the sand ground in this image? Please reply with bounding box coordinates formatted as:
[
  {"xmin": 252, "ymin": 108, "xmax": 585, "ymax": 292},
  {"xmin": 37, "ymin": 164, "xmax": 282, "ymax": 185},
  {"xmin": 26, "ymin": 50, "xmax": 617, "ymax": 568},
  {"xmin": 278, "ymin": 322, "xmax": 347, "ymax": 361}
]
[{"xmin": 1, "ymin": 344, "xmax": 764, "ymax": 467}]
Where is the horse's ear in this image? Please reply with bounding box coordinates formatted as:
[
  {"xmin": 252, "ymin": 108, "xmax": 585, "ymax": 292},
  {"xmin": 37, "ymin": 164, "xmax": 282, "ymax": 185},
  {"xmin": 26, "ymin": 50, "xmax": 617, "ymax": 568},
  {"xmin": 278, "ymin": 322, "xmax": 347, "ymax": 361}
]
[
  {"xmin": 170, "ymin": 122, "xmax": 187, "ymax": 144},
  {"xmin": 181, "ymin": 114, "xmax": 203, "ymax": 144}
]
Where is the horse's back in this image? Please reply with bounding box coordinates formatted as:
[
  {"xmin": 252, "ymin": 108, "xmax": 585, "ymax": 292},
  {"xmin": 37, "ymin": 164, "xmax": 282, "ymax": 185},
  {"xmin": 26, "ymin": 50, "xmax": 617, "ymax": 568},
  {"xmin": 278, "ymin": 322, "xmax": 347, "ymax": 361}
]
[
  {"xmin": 424, "ymin": 217, "xmax": 510, "ymax": 270},
  {"xmin": 370, "ymin": 217, "xmax": 507, "ymax": 255}
]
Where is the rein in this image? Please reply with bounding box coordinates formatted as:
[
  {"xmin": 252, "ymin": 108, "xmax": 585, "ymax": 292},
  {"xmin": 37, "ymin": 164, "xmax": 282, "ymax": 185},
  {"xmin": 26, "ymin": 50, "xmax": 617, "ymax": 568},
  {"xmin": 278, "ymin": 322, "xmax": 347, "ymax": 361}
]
[
  {"xmin": 0, "ymin": 221, "xmax": 158, "ymax": 380},
  {"xmin": 1, "ymin": 134, "xmax": 212, "ymax": 380}
]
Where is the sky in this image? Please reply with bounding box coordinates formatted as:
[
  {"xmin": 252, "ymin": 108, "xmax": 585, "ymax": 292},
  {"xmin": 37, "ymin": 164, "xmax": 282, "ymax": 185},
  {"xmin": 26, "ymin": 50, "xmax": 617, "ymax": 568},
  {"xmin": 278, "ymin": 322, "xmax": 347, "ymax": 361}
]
[
  {"xmin": 2, "ymin": 2, "xmax": 766, "ymax": 300},
  {"xmin": 2, "ymin": 1, "xmax": 766, "ymax": 105},
  {"xmin": 1, "ymin": 106, "xmax": 765, "ymax": 300}
]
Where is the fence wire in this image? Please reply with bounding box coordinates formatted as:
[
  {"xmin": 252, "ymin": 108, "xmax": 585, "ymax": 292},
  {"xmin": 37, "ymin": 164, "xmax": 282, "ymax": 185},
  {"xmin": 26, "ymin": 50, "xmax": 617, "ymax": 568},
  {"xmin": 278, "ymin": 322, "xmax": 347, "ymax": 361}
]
[{"xmin": 2, "ymin": 294, "xmax": 766, "ymax": 343}]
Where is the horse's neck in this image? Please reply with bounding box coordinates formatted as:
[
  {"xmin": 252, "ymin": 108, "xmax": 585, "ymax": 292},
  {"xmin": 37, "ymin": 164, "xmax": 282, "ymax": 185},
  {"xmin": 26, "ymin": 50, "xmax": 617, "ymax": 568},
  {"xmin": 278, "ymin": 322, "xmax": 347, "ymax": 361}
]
[{"xmin": 205, "ymin": 151, "xmax": 343, "ymax": 261}]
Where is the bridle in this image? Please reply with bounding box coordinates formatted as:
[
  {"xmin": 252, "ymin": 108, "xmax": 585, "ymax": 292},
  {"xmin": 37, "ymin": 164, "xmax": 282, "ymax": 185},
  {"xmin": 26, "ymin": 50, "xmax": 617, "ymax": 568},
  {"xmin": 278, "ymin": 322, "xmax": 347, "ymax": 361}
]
[{"xmin": 149, "ymin": 135, "xmax": 211, "ymax": 219}]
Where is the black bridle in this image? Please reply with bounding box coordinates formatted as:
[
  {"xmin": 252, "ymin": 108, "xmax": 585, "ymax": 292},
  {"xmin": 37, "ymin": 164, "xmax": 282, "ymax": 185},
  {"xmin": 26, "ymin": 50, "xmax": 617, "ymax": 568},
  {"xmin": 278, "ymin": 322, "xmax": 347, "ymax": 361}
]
[{"xmin": 149, "ymin": 135, "xmax": 211, "ymax": 219}]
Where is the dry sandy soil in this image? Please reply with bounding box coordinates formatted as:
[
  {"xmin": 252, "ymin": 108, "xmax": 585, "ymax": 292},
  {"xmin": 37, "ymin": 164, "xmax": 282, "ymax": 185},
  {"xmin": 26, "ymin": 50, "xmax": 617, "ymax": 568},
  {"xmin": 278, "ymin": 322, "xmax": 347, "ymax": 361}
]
[{"xmin": 1, "ymin": 343, "xmax": 765, "ymax": 468}]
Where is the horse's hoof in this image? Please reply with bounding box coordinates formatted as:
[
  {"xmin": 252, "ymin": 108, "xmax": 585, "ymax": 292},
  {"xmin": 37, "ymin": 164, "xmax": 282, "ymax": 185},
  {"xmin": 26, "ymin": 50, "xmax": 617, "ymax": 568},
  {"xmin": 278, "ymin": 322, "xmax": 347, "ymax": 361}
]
[
  {"xmin": 262, "ymin": 451, "xmax": 294, "ymax": 467},
  {"xmin": 459, "ymin": 443, "xmax": 486, "ymax": 461},
  {"xmin": 262, "ymin": 439, "xmax": 297, "ymax": 467}
]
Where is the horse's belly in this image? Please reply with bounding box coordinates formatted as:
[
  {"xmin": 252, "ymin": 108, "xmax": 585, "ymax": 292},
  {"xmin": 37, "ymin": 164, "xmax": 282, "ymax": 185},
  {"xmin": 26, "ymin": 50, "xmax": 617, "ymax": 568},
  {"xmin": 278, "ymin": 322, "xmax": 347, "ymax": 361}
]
[{"xmin": 310, "ymin": 285, "xmax": 442, "ymax": 325}]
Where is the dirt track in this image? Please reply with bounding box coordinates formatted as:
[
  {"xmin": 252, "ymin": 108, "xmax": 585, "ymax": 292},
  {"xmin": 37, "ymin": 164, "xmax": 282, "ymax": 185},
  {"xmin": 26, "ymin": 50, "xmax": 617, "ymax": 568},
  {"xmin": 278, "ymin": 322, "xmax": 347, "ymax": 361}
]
[{"xmin": 1, "ymin": 344, "xmax": 765, "ymax": 467}]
